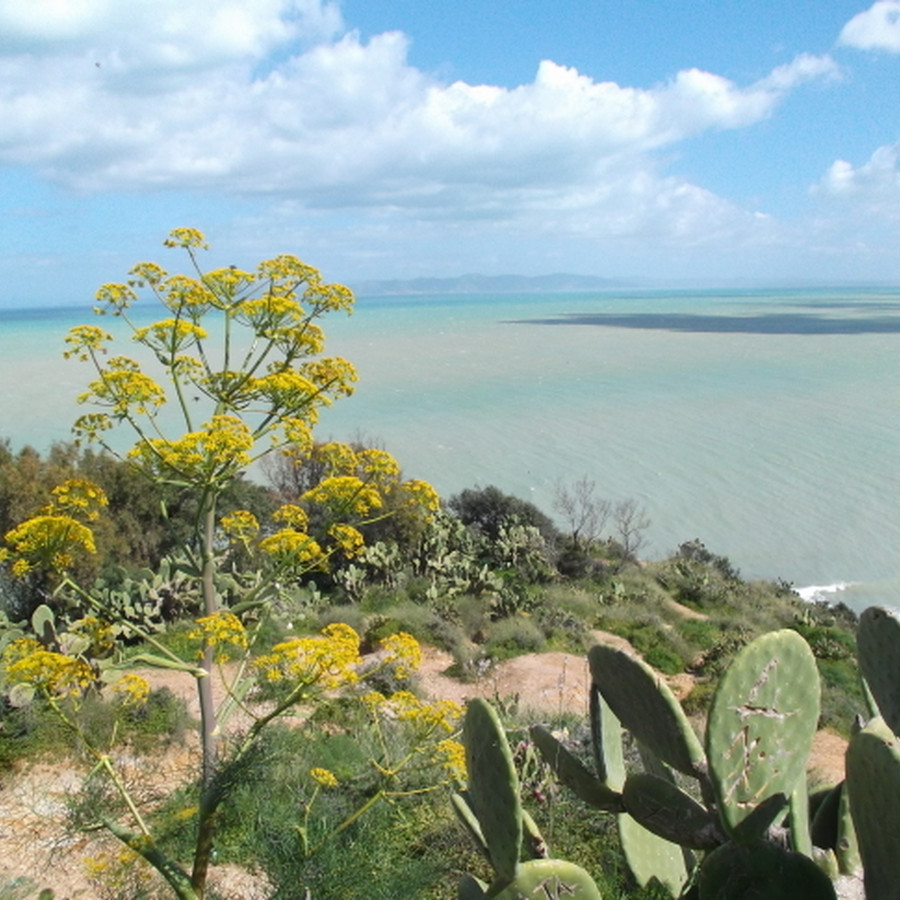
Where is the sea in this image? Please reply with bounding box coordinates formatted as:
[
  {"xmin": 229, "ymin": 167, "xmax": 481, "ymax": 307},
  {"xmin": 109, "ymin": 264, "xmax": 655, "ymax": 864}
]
[{"xmin": 1, "ymin": 286, "xmax": 898, "ymax": 614}]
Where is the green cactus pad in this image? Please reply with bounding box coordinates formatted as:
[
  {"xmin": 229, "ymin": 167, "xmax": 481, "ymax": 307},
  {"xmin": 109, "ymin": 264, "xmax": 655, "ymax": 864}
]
[
  {"xmin": 856, "ymin": 606, "xmax": 900, "ymax": 737},
  {"xmin": 834, "ymin": 776, "xmax": 860, "ymax": 876},
  {"xmin": 697, "ymin": 840, "xmax": 838, "ymax": 900},
  {"xmin": 588, "ymin": 645, "xmax": 705, "ymax": 778},
  {"xmin": 706, "ymin": 629, "xmax": 820, "ymax": 838},
  {"xmin": 451, "ymin": 792, "xmax": 490, "ymax": 862},
  {"xmin": 458, "ymin": 873, "xmax": 488, "ymax": 900},
  {"xmin": 622, "ymin": 773, "xmax": 721, "ymax": 850},
  {"xmin": 490, "ymin": 859, "xmax": 603, "ymax": 900},
  {"xmin": 619, "ymin": 813, "xmax": 690, "ymax": 898},
  {"xmin": 845, "ymin": 722, "xmax": 900, "ymax": 900},
  {"xmin": 788, "ymin": 781, "xmax": 812, "ymax": 857},
  {"xmin": 529, "ymin": 725, "xmax": 623, "ymax": 812},
  {"xmin": 590, "ymin": 683, "xmax": 626, "ymax": 791},
  {"xmin": 810, "ymin": 783, "xmax": 842, "ymax": 850},
  {"xmin": 463, "ymin": 698, "xmax": 522, "ymax": 882}
]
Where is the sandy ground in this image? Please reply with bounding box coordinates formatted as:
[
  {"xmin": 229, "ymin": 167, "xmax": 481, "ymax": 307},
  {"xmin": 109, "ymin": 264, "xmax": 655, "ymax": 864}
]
[{"xmin": 0, "ymin": 635, "xmax": 848, "ymax": 899}]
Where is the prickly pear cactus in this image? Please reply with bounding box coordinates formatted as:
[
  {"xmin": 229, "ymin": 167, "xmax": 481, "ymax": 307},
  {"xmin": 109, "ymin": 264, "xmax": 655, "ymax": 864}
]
[
  {"xmin": 463, "ymin": 698, "xmax": 522, "ymax": 882},
  {"xmin": 590, "ymin": 683, "xmax": 626, "ymax": 790},
  {"xmin": 618, "ymin": 812, "xmax": 690, "ymax": 898},
  {"xmin": 845, "ymin": 717, "xmax": 900, "ymax": 900},
  {"xmin": 706, "ymin": 629, "xmax": 819, "ymax": 840},
  {"xmin": 622, "ymin": 772, "xmax": 721, "ymax": 850},
  {"xmin": 856, "ymin": 606, "xmax": 900, "ymax": 737},
  {"xmin": 697, "ymin": 840, "xmax": 838, "ymax": 900},
  {"xmin": 490, "ymin": 859, "xmax": 603, "ymax": 900},
  {"xmin": 529, "ymin": 725, "xmax": 623, "ymax": 812},
  {"xmin": 588, "ymin": 644, "xmax": 705, "ymax": 778}
]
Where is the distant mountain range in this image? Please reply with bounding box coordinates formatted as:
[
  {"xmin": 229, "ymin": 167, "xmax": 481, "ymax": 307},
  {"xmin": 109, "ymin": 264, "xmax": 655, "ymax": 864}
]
[{"xmin": 351, "ymin": 273, "xmax": 631, "ymax": 296}]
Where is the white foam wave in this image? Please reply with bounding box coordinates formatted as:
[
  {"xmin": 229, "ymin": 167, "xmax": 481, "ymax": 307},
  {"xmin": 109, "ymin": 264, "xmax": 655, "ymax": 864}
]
[{"xmin": 795, "ymin": 582, "xmax": 851, "ymax": 604}]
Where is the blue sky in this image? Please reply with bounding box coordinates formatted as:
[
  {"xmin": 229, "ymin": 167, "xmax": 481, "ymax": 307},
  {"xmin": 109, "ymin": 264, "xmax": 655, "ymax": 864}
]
[{"xmin": 1, "ymin": 0, "xmax": 898, "ymax": 307}]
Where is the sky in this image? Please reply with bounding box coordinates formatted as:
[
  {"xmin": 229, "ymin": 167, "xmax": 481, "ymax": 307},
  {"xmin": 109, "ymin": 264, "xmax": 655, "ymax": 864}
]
[{"xmin": 0, "ymin": 0, "xmax": 898, "ymax": 307}]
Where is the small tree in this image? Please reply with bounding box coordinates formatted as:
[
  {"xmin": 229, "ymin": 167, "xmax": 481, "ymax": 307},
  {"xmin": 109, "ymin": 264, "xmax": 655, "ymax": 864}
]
[
  {"xmin": 612, "ymin": 498, "xmax": 651, "ymax": 568},
  {"xmin": 552, "ymin": 476, "xmax": 610, "ymax": 552},
  {"xmin": 0, "ymin": 229, "xmax": 441, "ymax": 899}
]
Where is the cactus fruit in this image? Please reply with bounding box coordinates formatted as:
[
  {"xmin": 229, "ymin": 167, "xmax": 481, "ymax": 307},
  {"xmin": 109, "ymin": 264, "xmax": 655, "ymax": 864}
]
[
  {"xmin": 588, "ymin": 645, "xmax": 705, "ymax": 778},
  {"xmin": 856, "ymin": 606, "xmax": 900, "ymax": 737},
  {"xmin": 845, "ymin": 718, "xmax": 900, "ymax": 900},
  {"xmin": 697, "ymin": 840, "xmax": 838, "ymax": 900},
  {"xmin": 463, "ymin": 698, "xmax": 522, "ymax": 882},
  {"xmin": 705, "ymin": 629, "xmax": 819, "ymax": 840}
]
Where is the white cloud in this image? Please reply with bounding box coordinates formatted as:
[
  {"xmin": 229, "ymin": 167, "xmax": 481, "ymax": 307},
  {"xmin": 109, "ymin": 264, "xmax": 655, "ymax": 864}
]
[
  {"xmin": 839, "ymin": 0, "xmax": 900, "ymax": 52},
  {"xmin": 811, "ymin": 141, "xmax": 900, "ymax": 219},
  {"xmin": 0, "ymin": 0, "xmax": 861, "ymax": 273}
]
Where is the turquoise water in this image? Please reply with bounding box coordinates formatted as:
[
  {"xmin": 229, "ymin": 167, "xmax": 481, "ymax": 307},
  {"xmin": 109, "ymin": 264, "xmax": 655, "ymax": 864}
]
[{"xmin": 1, "ymin": 287, "xmax": 898, "ymax": 612}]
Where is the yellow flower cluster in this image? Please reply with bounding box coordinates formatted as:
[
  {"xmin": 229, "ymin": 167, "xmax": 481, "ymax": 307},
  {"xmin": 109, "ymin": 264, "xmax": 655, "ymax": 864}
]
[
  {"xmin": 49, "ymin": 479, "xmax": 109, "ymax": 521},
  {"xmin": 258, "ymin": 530, "xmax": 326, "ymax": 572},
  {"xmin": 400, "ymin": 479, "xmax": 441, "ymax": 513},
  {"xmin": 110, "ymin": 672, "xmax": 151, "ymax": 707},
  {"xmin": 1, "ymin": 514, "xmax": 97, "ymax": 576},
  {"xmin": 309, "ymin": 767, "xmax": 339, "ymax": 788},
  {"xmin": 164, "ymin": 227, "xmax": 209, "ymax": 250},
  {"xmin": 433, "ymin": 738, "xmax": 467, "ymax": 782},
  {"xmin": 63, "ymin": 324, "xmax": 113, "ymax": 361},
  {"xmin": 133, "ymin": 318, "xmax": 208, "ymax": 354},
  {"xmin": 189, "ymin": 611, "xmax": 249, "ymax": 662},
  {"xmin": 220, "ymin": 509, "xmax": 261, "ymax": 546},
  {"xmin": 130, "ymin": 415, "xmax": 253, "ymax": 481},
  {"xmin": 272, "ymin": 504, "xmax": 309, "ymax": 530},
  {"xmin": 80, "ymin": 356, "xmax": 167, "ymax": 417},
  {"xmin": 254, "ymin": 623, "xmax": 361, "ymax": 690},
  {"xmin": 302, "ymin": 476, "xmax": 383, "ymax": 518},
  {"xmin": 379, "ymin": 632, "xmax": 422, "ymax": 679},
  {"xmin": 362, "ymin": 689, "xmax": 462, "ymax": 736},
  {"xmin": 327, "ymin": 523, "xmax": 365, "ymax": 559},
  {"xmin": 2, "ymin": 640, "xmax": 94, "ymax": 699}
]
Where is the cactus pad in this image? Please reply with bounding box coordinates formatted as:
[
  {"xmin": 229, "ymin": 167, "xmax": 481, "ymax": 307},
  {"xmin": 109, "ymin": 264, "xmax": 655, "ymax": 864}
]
[
  {"xmin": 491, "ymin": 858, "xmax": 603, "ymax": 900},
  {"xmin": 588, "ymin": 645, "xmax": 705, "ymax": 777},
  {"xmin": 697, "ymin": 840, "xmax": 838, "ymax": 900},
  {"xmin": 590, "ymin": 683, "xmax": 626, "ymax": 790},
  {"xmin": 463, "ymin": 698, "xmax": 522, "ymax": 882},
  {"xmin": 530, "ymin": 725, "xmax": 623, "ymax": 812},
  {"xmin": 856, "ymin": 606, "xmax": 900, "ymax": 737},
  {"xmin": 619, "ymin": 812, "xmax": 690, "ymax": 897},
  {"xmin": 845, "ymin": 721, "xmax": 900, "ymax": 900},
  {"xmin": 622, "ymin": 773, "xmax": 721, "ymax": 850},
  {"xmin": 706, "ymin": 629, "xmax": 819, "ymax": 838}
]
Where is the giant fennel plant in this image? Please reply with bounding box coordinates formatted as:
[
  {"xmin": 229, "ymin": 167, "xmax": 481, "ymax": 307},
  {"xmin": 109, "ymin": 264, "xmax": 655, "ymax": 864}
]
[{"xmin": 0, "ymin": 229, "xmax": 445, "ymax": 899}]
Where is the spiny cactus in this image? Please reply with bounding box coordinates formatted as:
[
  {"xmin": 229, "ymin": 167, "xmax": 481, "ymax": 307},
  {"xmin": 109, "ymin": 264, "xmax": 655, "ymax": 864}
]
[
  {"xmin": 846, "ymin": 716, "xmax": 900, "ymax": 900},
  {"xmin": 533, "ymin": 629, "xmax": 832, "ymax": 898},
  {"xmin": 856, "ymin": 606, "xmax": 900, "ymax": 737},
  {"xmin": 705, "ymin": 629, "xmax": 820, "ymax": 840},
  {"xmin": 697, "ymin": 840, "xmax": 837, "ymax": 900},
  {"xmin": 455, "ymin": 697, "xmax": 603, "ymax": 900}
]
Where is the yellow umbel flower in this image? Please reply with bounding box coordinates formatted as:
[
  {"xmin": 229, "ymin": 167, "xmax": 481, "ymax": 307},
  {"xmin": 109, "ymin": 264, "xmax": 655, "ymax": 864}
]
[
  {"xmin": 380, "ymin": 632, "xmax": 422, "ymax": 679},
  {"xmin": 1, "ymin": 514, "xmax": 97, "ymax": 575},
  {"xmin": 253, "ymin": 623, "xmax": 361, "ymax": 690},
  {"xmin": 309, "ymin": 767, "xmax": 339, "ymax": 788},
  {"xmin": 111, "ymin": 673, "xmax": 151, "ymax": 707},
  {"xmin": 434, "ymin": 738, "xmax": 467, "ymax": 783},
  {"xmin": 4, "ymin": 648, "xmax": 94, "ymax": 699},
  {"xmin": 328, "ymin": 523, "xmax": 365, "ymax": 559},
  {"xmin": 190, "ymin": 611, "xmax": 249, "ymax": 662}
]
